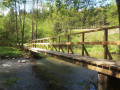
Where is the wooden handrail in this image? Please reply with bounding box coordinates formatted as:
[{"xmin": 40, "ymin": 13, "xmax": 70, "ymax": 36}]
[
  {"xmin": 33, "ymin": 41, "xmax": 120, "ymax": 45},
  {"xmin": 29, "ymin": 25, "xmax": 120, "ymax": 60},
  {"xmin": 32, "ymin": 25, "xmax": 120, "ymax": 41}
]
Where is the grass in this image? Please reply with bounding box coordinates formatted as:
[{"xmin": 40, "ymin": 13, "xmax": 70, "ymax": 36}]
[
  {"xmin": 59, "ymin": 28, "xmax": 119, "ymax": 54},
  {"xmin": 0, "ymin": 46, "xmax": 23, "ymax": 59}
]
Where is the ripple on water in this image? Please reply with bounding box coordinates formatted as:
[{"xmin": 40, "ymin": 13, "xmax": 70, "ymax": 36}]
[{"xmin": 0, "ymin": 58, "xmax": 98, "ymax": 90}]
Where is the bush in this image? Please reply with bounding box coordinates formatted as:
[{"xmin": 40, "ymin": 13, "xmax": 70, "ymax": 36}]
[{"xmin": 0, "ymin": 46, "xmax": 22, "ymax": 59}]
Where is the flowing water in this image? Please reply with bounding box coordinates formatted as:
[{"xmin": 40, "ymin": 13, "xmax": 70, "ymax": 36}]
[{"xmin": 0, "ymin": 57, "xmax": 98, "ymax": 90}]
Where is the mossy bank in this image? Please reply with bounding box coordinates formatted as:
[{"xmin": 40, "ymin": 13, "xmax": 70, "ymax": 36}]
[{"xmin": 0, "ymin": 46, "xmax": 23, "ymax": 59}]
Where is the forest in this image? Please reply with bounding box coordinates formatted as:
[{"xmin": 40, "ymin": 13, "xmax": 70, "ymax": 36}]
[
  {"xmin": 0, "ymin": 0, "xmax": 120, "ymax": 89},
  {"xmin": 0, "ymin": 0, "xmax": 119, "ymax": 47}
]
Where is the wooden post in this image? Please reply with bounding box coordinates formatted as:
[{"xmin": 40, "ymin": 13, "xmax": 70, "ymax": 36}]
[
  {"xmin": 52, "ymin": 37, "xmax": 54, "ymax": 51},
  {"xmin": 84, "ymin": 46, "xmax": 90, "ymax": 56},
  {"xmin": 67, "ymin": 35, "xmax": 70, "ymax": 53},
  {"xmin": 98, "ymin": 73, "xmax": 108, "ymax": 90},
  {"xmin": 36, "ymin": 40, "xmax": 38, "ymax": 48},
  {"xmin": 60, "ymin": 47, "xmax": 64, "ymax": 52},
  {"xmin": 59, "ymin": 36, "xmax": 60, "ymax": 52},
  {"xmin": 32, "ymin": 41, "xmax": 33, "ymax": 47},
  {"xmin": 104, "ymin": 29, "xmax": 108, "ymax": 59},
  {"xmin": 69, "ymin": 46, "xmax": 74, "ymax": 54},
  {"xmin": 98, "ymin": 73, "xmax": 120, "ymax": 90},
  {"xmin": 48, "ymin": 45, "xmax": 52, "ymax": 50},
  {"xmin": 35, "ymin": 41, "xmax": 36, "ymax": 48},
  {"xmin": 48, "ymin": 39, "xmax": 49, "ymax": 50},
  {"xmin": 39, "ymin": 40, "xmax": 41, "ymax": 48},
  {"xmin": 82, "ymin": 33, "xmax": 85, "ymax": 56}
]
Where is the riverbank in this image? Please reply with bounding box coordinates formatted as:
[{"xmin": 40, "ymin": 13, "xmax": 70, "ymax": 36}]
[{"xmin": 0, "ymin": 46, "xmax": 23, "ymax": 60}]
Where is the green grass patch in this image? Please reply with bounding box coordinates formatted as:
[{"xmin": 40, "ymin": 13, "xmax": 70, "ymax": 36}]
[
  {"xmin": 31, "ymin": 52, "xmax": 46, "ymax": 59},
  {"xmin": 0, "ymin": 46, "xmax": 23, "ymax": 59}
]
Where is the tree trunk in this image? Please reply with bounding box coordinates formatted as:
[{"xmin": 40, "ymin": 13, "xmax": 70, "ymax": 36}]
[
  {"xmin": 15, "ymin": 0, "xmax": 20, "ymax": 47},
  {"xmin": 32, "ymin": 20, "xmax": 34, "ymax": 40},
  {"xmin": 22, "ymin": 3, "xmax": 26, "ymax": 48},
  {"xmin": 116, "ymin": 0, "xmax": 120, "ymax": 54},
  {"xmin": 19, "ymin": 1, "xmax": 22, "ymax": 48},
  {"xmin": 36, "ymin": 0, "xmax": 39, "ymax": 39}
]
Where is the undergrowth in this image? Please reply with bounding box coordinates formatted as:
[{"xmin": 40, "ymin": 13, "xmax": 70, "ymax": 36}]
[{"xmin": 0, "ymin": 46, "xmax": 23, "ymax": 59}]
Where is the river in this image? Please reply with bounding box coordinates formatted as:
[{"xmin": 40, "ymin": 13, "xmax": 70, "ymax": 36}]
[{"xmin": 0, "ymin": 57, "xmax": 97, "ymax": 90}]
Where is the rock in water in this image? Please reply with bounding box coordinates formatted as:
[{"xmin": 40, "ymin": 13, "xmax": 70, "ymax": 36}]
[
  {"xmin": 6, "ymin": 55, "xmax": 9, "ymax": 58},
  {"xmin": 25, "ymin": 57, "xmax": 30, "ymax": 59},
  {"xmin": 21, "ymin": 60, "xmax": 26, "ymax": 63},
  {"xmin": 18, "ymin": 60, "xmax": 26, "ymax": 63},
  {"xmin": 18, "ymin": 60, "xmax": 21, "ymax": 63}
]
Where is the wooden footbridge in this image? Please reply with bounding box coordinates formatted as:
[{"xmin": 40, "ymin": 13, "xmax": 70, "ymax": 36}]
[{"xmin": 25, "ymin": 26, "xmax": 120, "ymax": 90}]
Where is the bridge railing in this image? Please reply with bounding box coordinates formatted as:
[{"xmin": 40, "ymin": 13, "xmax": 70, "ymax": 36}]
[{"xmin": 28, "ymin": 26, "xmax": 120, "ymax": 60}]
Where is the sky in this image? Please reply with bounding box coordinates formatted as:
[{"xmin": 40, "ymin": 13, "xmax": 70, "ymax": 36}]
[
  {"xmin": 0, "ymin": 0, "xmax": 46, "ymax": 15},
  {"xmin": 0, "ymin": 0, "xmax": 115, "ymax": 16}
]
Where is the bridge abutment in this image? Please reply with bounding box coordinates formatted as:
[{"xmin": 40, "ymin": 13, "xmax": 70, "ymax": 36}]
[{"xmin": 98, "ymin": 73, "xmax": 120, "ymax": 90}]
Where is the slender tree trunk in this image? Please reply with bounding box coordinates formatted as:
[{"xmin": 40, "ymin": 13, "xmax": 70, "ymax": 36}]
[
  {"xmin": 36, "ymin": 0, "xmax": 39, "ymax": 39},
  {"xmin": 116, "ymin": 0, "xmax": 120, "ymax": 54},
  {"xmin": 32, "ymin": 20, "xmax": 34, "ymax": 40},
  {"xmin": 22, "ymin": 3, "xmax": 26, "ymax": 48},
  {"xmin": 19, "ymin": 1, "xmax": 22, "ymax": 48},
  {"xmin": 32, "ymin": 0, "xmax": 35, "ymax": 40},
  {"xmin": 36, "ymin": 24, "xmax": 37, "ymax": 39},
  {"xmin": 65, "ymin": 1, "xmax": 68, "ymax": 33},
  {"xmin": 15, "ymin": 0, "xmax": 20, "ymax": 47}
]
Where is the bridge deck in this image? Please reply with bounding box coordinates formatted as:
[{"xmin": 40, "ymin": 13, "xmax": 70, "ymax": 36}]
[{"xmin": 28, "ymin": 47, "xmax": 120, "ymax": 78}]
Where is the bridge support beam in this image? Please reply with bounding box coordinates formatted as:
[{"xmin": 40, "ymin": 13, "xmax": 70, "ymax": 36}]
[{"xmin": 98, "ymin": 73, "xmax": 120, "ymax": 90}]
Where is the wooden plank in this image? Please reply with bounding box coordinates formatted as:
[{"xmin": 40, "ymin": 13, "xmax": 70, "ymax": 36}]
[
  {"xmin": 34, "ymin": 41, "xmax": 120, "ymax": 46},
  {"xmin": 28, "ymin": 48, "xmax": 120, "ymax": 78}
]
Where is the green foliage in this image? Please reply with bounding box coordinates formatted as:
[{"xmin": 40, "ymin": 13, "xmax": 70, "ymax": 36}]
[
  {"xmin": 0, "ymin": 0, "xmax": 119, "ymax": 52},
  {"xmin": 106, "ymin": 4, "xmax": 118, "ymax": 26},
  {"xmin": 4, "ymin": 77, "xmax": 19, "ymax": 87},
  {"xmin": 38, "ymin": 53, "xmax": 46, "ymax": 58},
  {"xmin": 0, "ymin": 46, "xmax": 22, "ymax": 59}
]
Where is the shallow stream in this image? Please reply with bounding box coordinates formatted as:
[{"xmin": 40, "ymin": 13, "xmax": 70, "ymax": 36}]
[{"xmin": 0, "ymin": 57, "xmax": 98, "ymax": 90}]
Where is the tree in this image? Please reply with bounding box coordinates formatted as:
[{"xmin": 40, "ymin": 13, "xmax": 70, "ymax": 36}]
[
  {"xmin": 15, "ymin": 0, "xmax": 20, "ymax": 47},
  {"xmin": 116, "ymin": 0, "xmax": 120, "ymax": 53},
  {"xmin": 22, "ymin": 0, "xmax": 26, "ymax": 48},
  {"xmin": 36, "ymin": 0, "xmax": 39, "ymax": 39},
  {"xmin": 32, "ymin": 0, "xmax": 35, "ymax": 40}
]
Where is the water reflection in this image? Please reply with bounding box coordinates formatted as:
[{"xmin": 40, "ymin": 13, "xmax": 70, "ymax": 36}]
[
  {"xmin": 32, "ymin": 57, "xmax": 98, "ymax": 90},
  {"xmin": 0, "ymin": 57, "xmax": 98, "ymax": 90}
]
